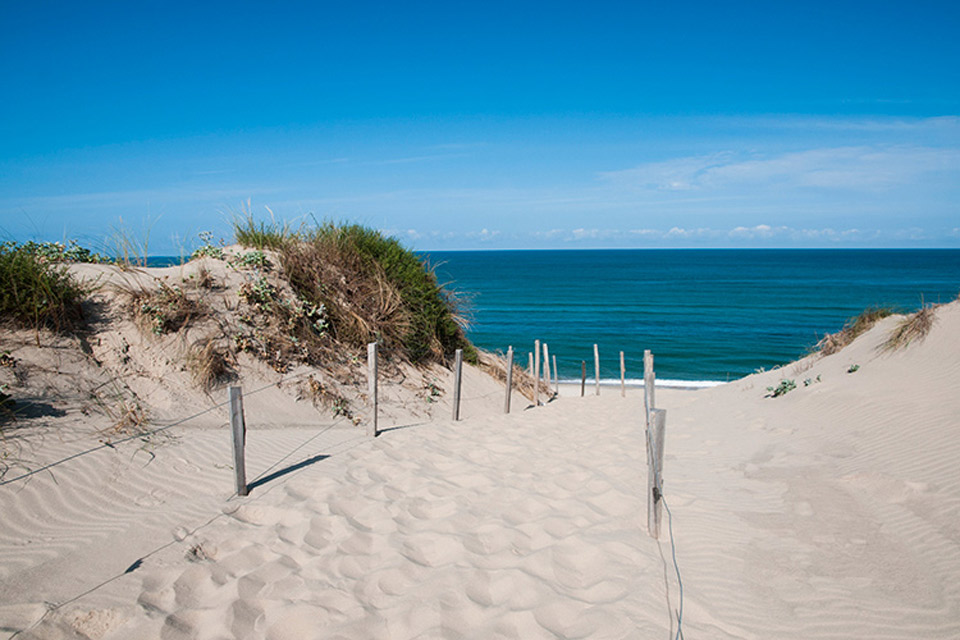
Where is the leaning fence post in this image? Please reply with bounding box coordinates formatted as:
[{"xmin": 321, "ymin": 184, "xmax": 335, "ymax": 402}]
[
  {"xmin": 534, "ymin": 340, "xmax": 541, "ymax": 406},
  {"xmin": 647, "ymin": 408, "xmax": 667, "ymax": 538},
  {"xmin": 504, "ymin": 346, "xmax": 514, "ymax": 414},
  {"xmin": 367, "ymin": 342, "xmax": 378, "ymax": 437},
  {"xmin": 594, "ymin": 343, "xmax": 601, "ymax": 396},
  {"xmin": 644, "ymin": 349, "xmax": 655, "ymax": 428},
  {"xmin": 452, "ymin": 348, "xmax": 463, "ymax": 421},
  {"xmin": 229, "ymin": 386, "xmax": 248, "ymax": 496},
  {"xmin": 620, "ymin": 350, "xmax": 626, "ymax": 397},
  {"xmin": 552, "ymin": 354, "xmax": 558, "ymax": 395},
  {"xmin": 543, "ymin": 342, "xmax": 551, "ymax": 397},
  {"xmin": 580, "ymin": 360, "xmax": 586, "ymax": 397}
]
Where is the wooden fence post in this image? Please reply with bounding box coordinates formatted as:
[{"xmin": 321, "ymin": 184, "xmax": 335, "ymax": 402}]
[
  {"xmin": 528, "ymin": 352, "xmax": 534, "ymax": 378},
  {"xmin": 620, "ymin": 350, "xmax": 626, "ymax": 397},
  {"xmin": 534, "ymin": 340, "xmax": 541, "ymax": 406},
  {"xmin": 367, "ymin": 342, "xmax": 378, "ymax": 437},
  {"xmin": 594, "ymin": 343, "xmax": 601, "ymax": 396},
  {"xmin": 644, "ymin": 349, "xmax": 655, "ymax": 428},
  {"xmin": 543, "ymin": 343, "xmax": 551, "ymax": 397},
  {"xmin": 452, "ymin": 348, "xmax": 463, "ymax": 421},
  {"xmin": 647, "ymin": 408, "xmax": 667, "ymax": 539},
  {"xmin": 504, "ymin": 346, "xmax": 514, "ymax": 414},
  {"xmin": 552, "ymin": 354, "xmax": 558, "ymax": 395},
  {"xmin": 229, "ymin": 386, "xmax": 248, "ymax": 497}
]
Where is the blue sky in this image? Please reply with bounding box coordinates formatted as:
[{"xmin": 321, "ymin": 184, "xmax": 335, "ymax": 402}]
[{"xmin": 2, "ymin": 1, "xmax": 959, "ymax": 252}]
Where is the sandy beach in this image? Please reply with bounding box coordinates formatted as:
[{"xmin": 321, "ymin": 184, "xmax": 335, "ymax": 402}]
[{"xmin": 2, "ymin": 267, "xmax": 959, "ymax": 638}]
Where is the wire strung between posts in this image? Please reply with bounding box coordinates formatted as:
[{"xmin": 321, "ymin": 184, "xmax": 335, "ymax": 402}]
[
  {"xmin": 645, "ymin": 420, "xmax": 685, "ymax": 640},
  {"xmin": 0, "ymin": 366, "xmax": 329, "ymax": 488},
  {"xmin": 247, "ymin": 418, "xmax": 347, "ymax": 486}
]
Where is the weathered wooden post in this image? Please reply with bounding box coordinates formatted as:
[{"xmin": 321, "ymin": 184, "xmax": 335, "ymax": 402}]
[
  {"xmin": 620, "ymin": 350, "xmax": 626, "ymax": 397},
  {"xmin": 534, "ymin": 339, "xmax": 541, "ymax": 406},
  {"xmin": 594, "ymin": 343, "xmax": 600, "ymax": 396},
  {"xmin": 580, "ymin": 360, "xmax": 586, "ymax": 396},
  {"xmin": 504, "ymin": 346, "xmax": 514, "ymax": 414},
  {"xmin": 229, "ymin": 386, "xmax": 248, "ymax": 496},
  {"xmin": 543, "ymin": 343, "xmax": 551, "ymax": 397},
  {"xmin": 367, "ymin": 342, "xmax": 378, "ymax": 437},
  {"xmin": 528, "ymin": 352, "xmax": 534, "ymax": 377},
  {"xmin": 552, "ymin": 354, "xmax": 559, "ymax": 395},
  {"xmin": 647, "ymin": 408, "xmax": 667, "ymax": 538},
  {"xmin": 644, "ymin": 349, "xmax": 655, "ymax": 428},
  {"xmin": 452, "ymin": 348, "xmax": 463, "ymax": 421}
]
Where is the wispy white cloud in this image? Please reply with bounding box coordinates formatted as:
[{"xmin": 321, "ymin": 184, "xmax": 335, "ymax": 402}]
[
  {"xmin": 601, "ymin": 145, "xmax": 960, "ymax": 194},
  {"xmin": 740, "ymin": 114, "xmax": 960, "ymax": 133}
]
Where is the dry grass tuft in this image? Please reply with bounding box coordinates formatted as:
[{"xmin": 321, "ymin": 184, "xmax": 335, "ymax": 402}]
[
  {"xmin": 281, "ymin": 239, "xmax": 410, "ymax": 356},
  {"xmin": 188, "ymin": 339, "xmax": 236, "ymax": 392},
  {"xmin": 184, "ymin": 263, "xmax": 217, "ymax": 291},
  {"xmin": 478, "ymin": 350, "xmax": 551, "ymax": 403},
  {"xmin": 132, "ymin": 282, "xmax": 203, "ymax": 335},
  {"xmin": 87, "ymin": 379, "xmax": 149, "ymax": 436},
  {"xmin": 882, "ymin": 305, "xmax": 938, "ymax": 352},
  {"xmin": 815, "ymin": 306, "xmax": 896, "ymax": 356},
  {"xmin": 302, "ymin": 375, "xmax": 355, "ymax": 421}
]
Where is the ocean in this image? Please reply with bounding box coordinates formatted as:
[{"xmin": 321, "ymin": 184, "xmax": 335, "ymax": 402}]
[{"xmin": 424, "ymin": 249, "xmax": 960, "ymax": 385}]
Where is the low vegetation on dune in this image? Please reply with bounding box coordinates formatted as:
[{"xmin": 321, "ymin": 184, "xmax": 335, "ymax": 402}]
[
  {"xmin": 882, "ymin": 304, "xmax": 938, "ymax": 351},
  {"xmin": 1, "ymin": 221, "xmax": 478, "ymax": 434},
  {"xmin": 0, "ymin": 241, "xmax": 89, "ymax": 335},
  {"xmin": 814, "ymin": 301, "xmax": 944, "ymax": 358},
  {"xmin": 814, "ymin": 306, "xmax": 897, "ymax": 356},
  {"xmin": 233, "ymin": 216, "xmax": 476, "ymax": 367}
]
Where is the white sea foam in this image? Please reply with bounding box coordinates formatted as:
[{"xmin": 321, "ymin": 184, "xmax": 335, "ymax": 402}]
[{"xmin": 557, "ymin": 378, "xmax": 726, "ymax": 389}]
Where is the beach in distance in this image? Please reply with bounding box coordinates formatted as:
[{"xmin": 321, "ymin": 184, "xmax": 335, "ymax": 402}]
[{"xmin": 427, "ymin": 248, "xmax": 960, "ymax": 383}]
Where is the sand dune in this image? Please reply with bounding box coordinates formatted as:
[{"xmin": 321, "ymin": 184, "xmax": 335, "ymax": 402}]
[{"xmin": 3, "ymin": 302, "xmax": 960, "ymax": 638}]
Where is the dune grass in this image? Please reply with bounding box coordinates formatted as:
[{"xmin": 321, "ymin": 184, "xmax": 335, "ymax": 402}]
[
  {"xmin": 882, "ymin": 305, "xmax": 938, "ymax": 351},
  {"xmin": 232, "ymin": 210, "xmax": 294, "ymax": 251},
  {"xmin": 0, "ymin": 241, "xmax": 87, "ymax": 335},
  {"xmin": 280, "ymin": 222, "xmax": 476, "ymax": 365},
  {"xmin": 105, "ymin": 217, "xmax": 153, "ymax": 269},
  {"xmin": 815, "ymin": 306, "xmax": 897, "ymax": 356},
  {"xmin": 230, "ymin": 214, "xmax": 476, "ymax": 367}
]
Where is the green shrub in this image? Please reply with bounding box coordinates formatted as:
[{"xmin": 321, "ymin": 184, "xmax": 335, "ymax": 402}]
[
  {"xmin": 231, "ymin": 250, "xmax": 269, "ymax": 270},
  {"xmin": 283, "ymin": 222, "xmax": 475, "ymax": 365},
  {"xmin": 191, "ymin": 231, "xmax": 225, "ymax": 260},
  {"xmin": 767, "ymin": 379, "xmax": 796, "ymax": 398},
  {"xmin": 133, "ymin": 283, "xmax": 201, "ymax": 335},
  {"xmin": 17, "ymin": 240, "xmax": 107, "ymax": 264},
  {"xmin": 0, "ymin": 242, "xmax": 86, "ymax": 332}
]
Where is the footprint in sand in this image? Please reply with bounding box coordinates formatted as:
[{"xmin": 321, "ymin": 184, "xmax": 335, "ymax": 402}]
[
  {"xmin": 400, "ymin": 533, "xmax": 461, "ymax": 567},
  {"xmin": 172, "ymin": 563, "xmax": 227, "ymax": 609}
]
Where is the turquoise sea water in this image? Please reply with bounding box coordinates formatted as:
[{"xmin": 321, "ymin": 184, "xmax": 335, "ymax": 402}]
[{"xmin": 424, "ymin": 249, "xmax": 960, "ymax": 385}]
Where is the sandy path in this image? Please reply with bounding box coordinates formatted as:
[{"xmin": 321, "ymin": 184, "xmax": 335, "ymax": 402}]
[
  {"xmin": 4, "ymin": 303, "xmax": 960, "ymax": 639},
  {"xmin": 8, "ymin": 393, "xmax": 676, "ymax": 639}
]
